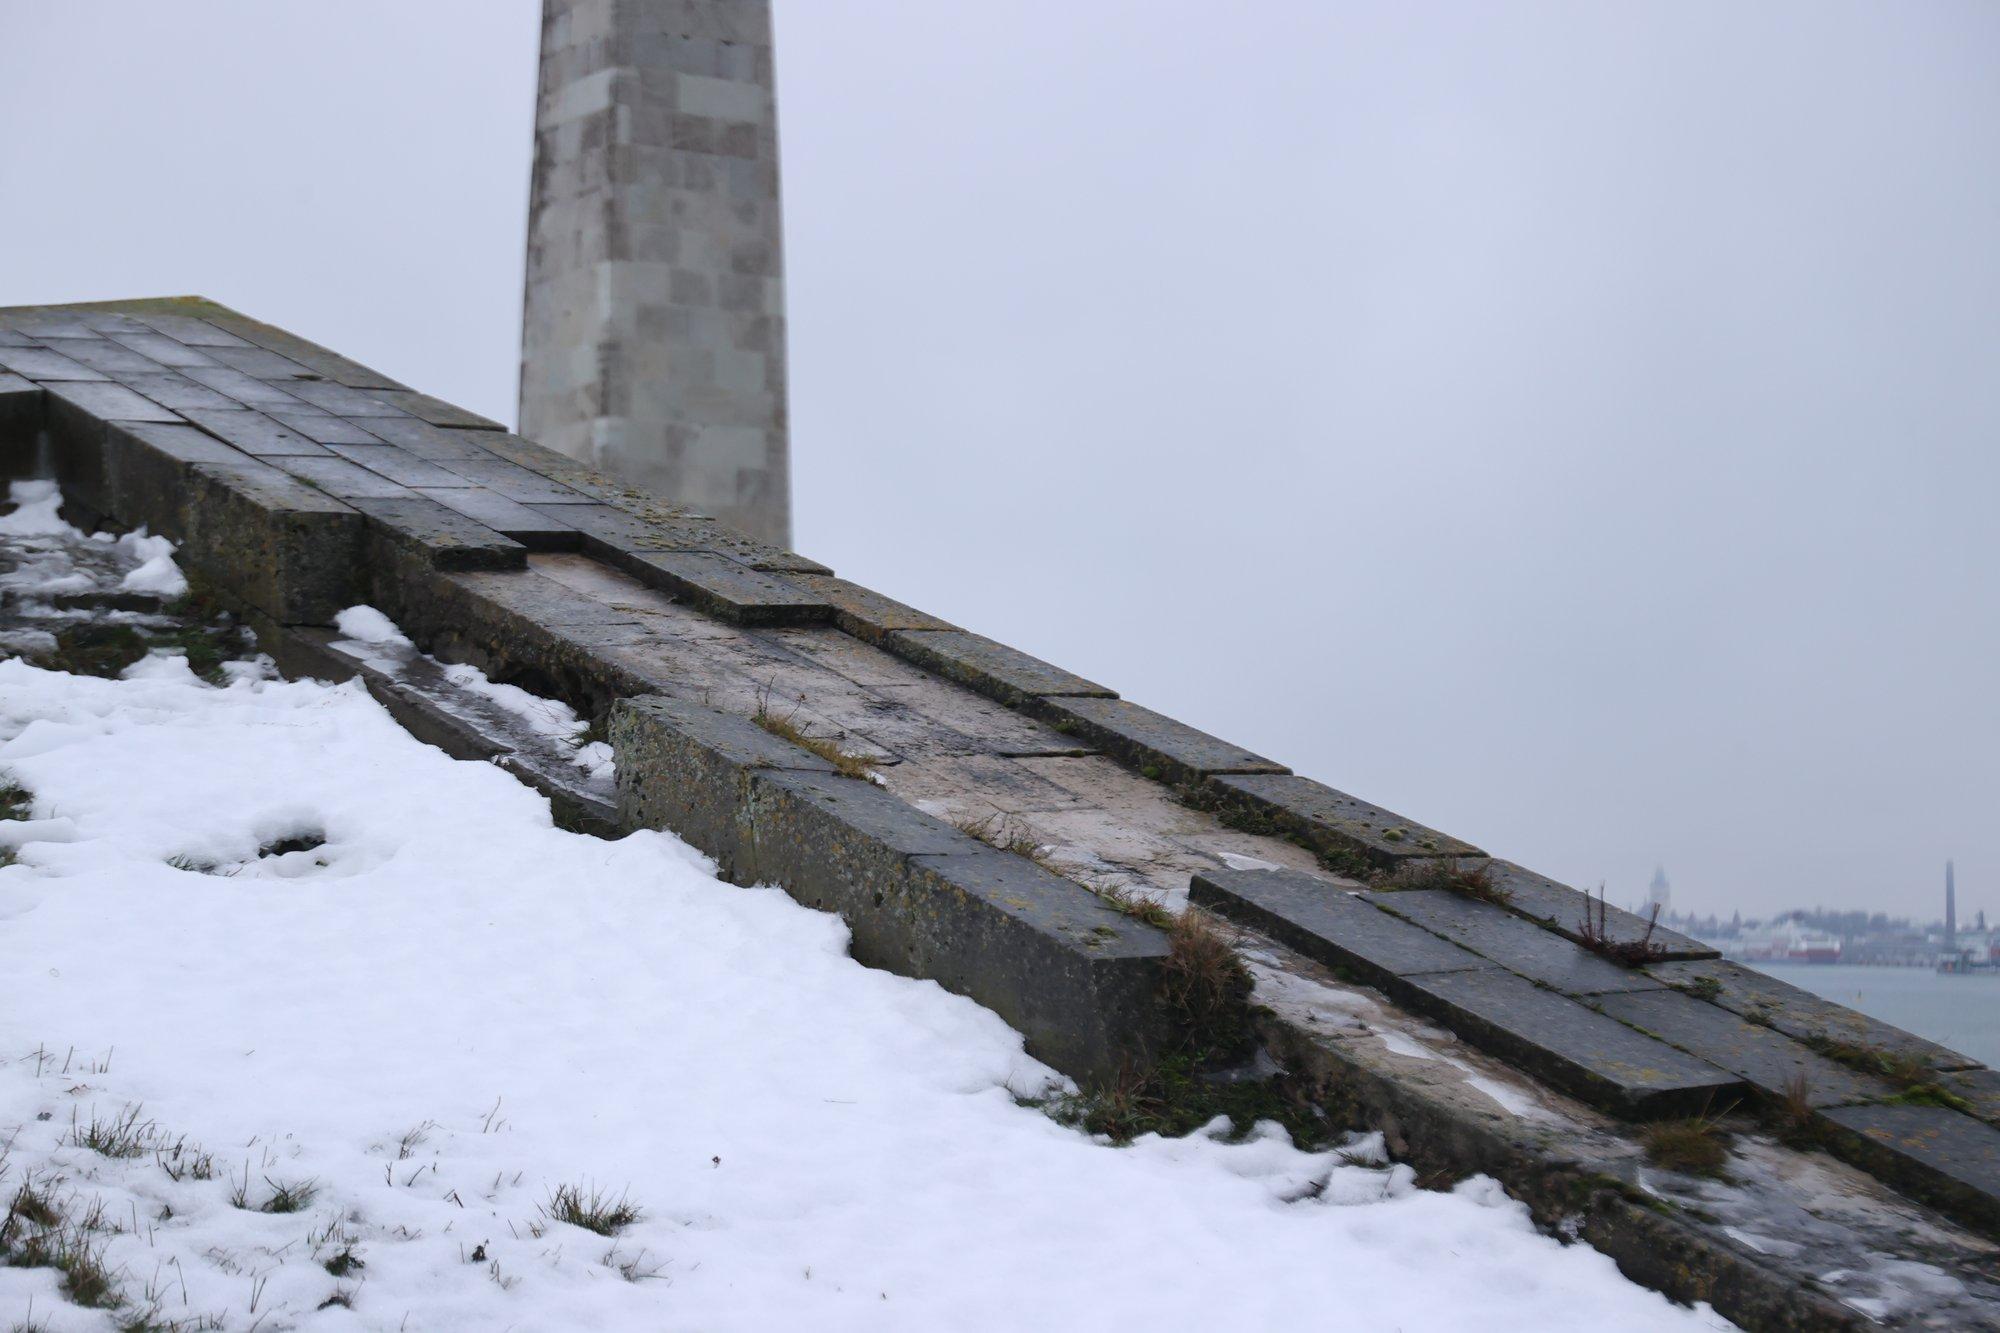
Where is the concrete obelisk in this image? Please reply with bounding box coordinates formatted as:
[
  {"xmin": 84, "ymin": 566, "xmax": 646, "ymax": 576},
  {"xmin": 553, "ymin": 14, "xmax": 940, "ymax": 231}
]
[{"xmin": 520, "ymin": 0, "xmax": 792, "ymax": 547}]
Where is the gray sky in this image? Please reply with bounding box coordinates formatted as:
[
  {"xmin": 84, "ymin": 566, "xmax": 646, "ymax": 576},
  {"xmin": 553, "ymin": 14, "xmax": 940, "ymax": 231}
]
[{"xmin": 3, "ymin": 1, "xmax": 1993, "ymax": 922}]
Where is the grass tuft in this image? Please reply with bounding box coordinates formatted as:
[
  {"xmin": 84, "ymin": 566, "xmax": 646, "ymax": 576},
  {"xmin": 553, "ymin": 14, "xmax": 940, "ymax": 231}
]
[
  {"xmin": 751, "ymin": 698, "xmax": 878, "ymax": 780},
  {"xmin": 1376, "ymin": 857, "xmax": 1510, "ymax": 905},
  {"xmin": 542, "ymin": 1182, "xmax": 642, "ymax": 1236},
  {"xmin": 1576, "ymin": 885, "xmax": 1671, "ymax": 967},
  {"xmin": 69, "ymin": 1104, "xmax": 155, "ymax": 1159},
  {"xmin": 1642, "ymin": 1109, "xmax": 1733, "ymax": 1178},
  {"xmin": 1158, "ymin": 910, "xmax": 1254, "ymax": 1058}
]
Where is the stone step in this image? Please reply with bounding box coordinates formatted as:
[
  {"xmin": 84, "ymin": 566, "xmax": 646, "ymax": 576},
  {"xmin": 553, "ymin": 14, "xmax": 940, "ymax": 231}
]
[{"xmin": 1189, "ymin": 867, "xmax": 1740, "ymax": 1119}]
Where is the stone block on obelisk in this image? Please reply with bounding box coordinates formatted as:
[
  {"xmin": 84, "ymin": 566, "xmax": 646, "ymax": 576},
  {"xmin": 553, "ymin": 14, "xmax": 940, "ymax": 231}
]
[{"xmin": 521, "ymin": 0, "xmax": 791, "ymax": 547}]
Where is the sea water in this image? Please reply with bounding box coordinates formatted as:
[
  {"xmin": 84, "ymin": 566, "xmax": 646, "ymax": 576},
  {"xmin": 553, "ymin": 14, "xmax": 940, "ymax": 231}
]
[{"xmin": 1749, "ymin": 962, "xmax": 2000, "ymax": 1067}]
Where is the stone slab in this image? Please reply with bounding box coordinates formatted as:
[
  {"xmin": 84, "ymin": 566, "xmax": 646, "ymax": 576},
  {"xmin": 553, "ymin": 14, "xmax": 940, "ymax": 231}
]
[
  {"xmin": 1206, "ymin": 772, "xmax": 1482, "ymax": 867},
  {"xmin": 368, "ymin": 388, "xmax": 503, "ymax": 429},
  {"xmin": 120, "ymin": 372, "xmax": 240, "ymax": 412},
  {"xmin": 1482, "ymin": 860, "xmax": 1716, "ymax": 961},
  {"xmin": 347, "ymin": 495, "xmax": 526, "ymax": 571},
  {"xmin": 623, "ymin": 550, "xmax": 831, "ymax": 626},
  {"xmin": 882, "ymin": 628, "xmax": 1115, "ymax": 707},
  {"xmin": 205, "ymin": 314, "xmax": 403, "ymax": 389},
  {"xmin": 181, "ymin": 365, "xmax": 305, "ymax": 406},
  {"xmin": 1592, "ymin": 988, "xmax": 1892, "ymax": 1107},
  {"xmin": 38, "ymin": 336, "xmax": 166, "ymax": 376},
  {"xmin": 0, "ymin": 345, "xmax": 111, "ymax": 381},
  {"xmin": 1818, "ymin": 1103, "xmax": 2000, "ymax": 1236},
  {"xmin": 200, "ymin": 343, "xmax": 319, "ymax": 380},
  {"xmin": 325, "ymin": 445, "xmax": 473, "ymax": 489},
  {"xmin": 1189, "ymin": 867, "xmax": 1492, "ymax": 983},
  {"xmin": 1646, "ymin": 957, "xmax": 1978, "ymax": 1072},
  {"xmin": 0, "ymin": 315, "xmax": 98, "ymax": 339},
  {"xmin": 201, "ymin": 342, "xmax": 318, "ymax": 378},
  {"xmin": 415, "ymin": 486, "xmax": 584, "ymax": 547},
  {"xmin": 613, "ymin": 699, "xmax": 1168, "ymax": 1084},
  {"xmin": 1364, "ymin": 889, "xmax": 1665, "ymax": 996},
  {"xmin": 1942, "ymin": 1069, "xmax": 2000, "ymax": 1129},
  {"xmin": 1027, "ymin": 695, "xmax": 1289, "ymax": 788},
  {"xmin": 106, "ymin": 331, "xmax": 219, "ymax": 368},
  {"xmin": 97, "ymin": 420, "xmax": 363, "ymax": 623},
  {"xmin": 269, "ymin": 409, "xmax": 383, "ymax": 445},
  {"xmin": 277, "ymin": 379, "xmax": 405, "ymax": 414},
  {"xmin": 357, "ymin": 415, "xmax": 495, "ymax": 459},
  {"xmin": 432, "ymin": 454, "xmax": 593, "ymax": 504},
  {"xmin": 128, "ymin": 313, "xmax": 253, "ymax": 347},
  {"xmin": 181, "ymin": 407, "xmax": 332, "ymax": 456},
  {"xmin": 42, "ymin": 380, "xmax": 184, "ymax": 424},
  {"xmin": 788, "ymin": 573, "xmax": 954, "ymax": 642},
  {"xmin": 270, "ymin": 454, "xmax": 420, "ymax": 500},
  {"xmin": 1398, "ymin": 968, "xmax": 1743, "ymax": 1120}
]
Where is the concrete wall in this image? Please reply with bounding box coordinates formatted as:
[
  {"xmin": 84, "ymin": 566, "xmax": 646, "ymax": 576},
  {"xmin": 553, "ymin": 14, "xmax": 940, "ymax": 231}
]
[{"xmin": 521, "ymin": 0, "xmax": 791, "ymax": 547}]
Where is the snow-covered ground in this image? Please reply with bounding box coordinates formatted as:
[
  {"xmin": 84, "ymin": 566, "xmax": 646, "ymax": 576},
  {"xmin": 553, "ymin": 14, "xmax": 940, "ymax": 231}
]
[{"xmin": 0, "ymin": 512, "xmax": 1732, "ymax": 1329}]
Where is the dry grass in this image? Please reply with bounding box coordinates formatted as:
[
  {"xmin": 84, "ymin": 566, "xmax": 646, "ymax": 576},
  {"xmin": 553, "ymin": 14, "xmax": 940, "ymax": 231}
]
[
  {"xmin": 1158, "ymin": 910, "xmax": 1254, "ymax": 1056},
  {"xmin": 542, "ymin": 1182, "xmax": 642, "ymax": 1237},
  {"xmin": 751, "ymin": 704, "xmax": 878, "ymax": 780},
  {"xmin": 1577, "ymin": 886, "xmax": 1671, "ymax": 967},
  {"xmin": 1642, "ymin": 1110, "xmax": 1732, "ymax": 1177},
  {"xmin": 1376, "ymin": 857, "xmax": 1511, "ymax": 906}
]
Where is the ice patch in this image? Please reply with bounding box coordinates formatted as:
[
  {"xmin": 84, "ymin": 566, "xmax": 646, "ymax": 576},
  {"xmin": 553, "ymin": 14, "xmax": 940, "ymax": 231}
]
[{"xmin": 0, "ymin": 479, "xmax": 70, "ymax": 535}]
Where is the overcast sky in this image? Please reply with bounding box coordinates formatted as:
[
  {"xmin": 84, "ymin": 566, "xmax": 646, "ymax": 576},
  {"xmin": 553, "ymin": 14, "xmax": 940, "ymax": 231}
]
[{"xmin": 3, "ymin": 1, "xmax": 1993, "ymax": 922}]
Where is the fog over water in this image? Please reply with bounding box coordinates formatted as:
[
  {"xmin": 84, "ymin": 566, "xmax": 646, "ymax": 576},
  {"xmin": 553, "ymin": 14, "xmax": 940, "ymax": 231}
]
[{"xmin": 3, "ymin": 1, "xmax": 1993, "ymax": 921}]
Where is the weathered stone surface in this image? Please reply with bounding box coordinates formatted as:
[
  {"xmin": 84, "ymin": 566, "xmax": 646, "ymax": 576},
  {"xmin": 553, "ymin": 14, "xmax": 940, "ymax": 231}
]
[
  {"xmin": 1205, "ymin": 773, "xmax": 1482, "ymax": 867},
  {"xmin": 95, "ymin": 420, "xmax": 363, "ymax": 623},
  {"xmin": 0, "ymin": 373, "xmax": 44, "ymax": 478},
  {"xmin": 1397, "ymin": 968, "xmax": 1742, "ymax": 1120},
  {"xmin": 120, "ymin": 372, "xmax": 240, "ymax": 412},
  {"xmin": 200, "ymin": 343, "xmax": 319, "ymax": 380},
  {"xmin": 0, "ymin": 345, "xmax": 110, "ymax": 382},
  {"xmin": 1026, "ymin": 695, "xmax": 1288, "ymax": 788},
  {"xmin": 414, "ymin": 486, "xmax": 583, "ymax": 547},
  {"xmin": 270, "ymin": 454, "xmax": 419, "ymax": 500},
  {"xmin": 432, "ymin": 454, "xmax": 593, "ymax": 504},
  {"xmin": 882, "ymin": 628, "xmax": 1114, "ymax": 707},
  {"xmin": 323, "ymin": 445, "xmax": 472, "ymax": 489},
  {"xmin": 613, "ymin": 695, "xmax": 834, "ymax": 875},
  {"xmin": 1943, "ymin": 1069, "xmax": 2000, "ymax": 1129},
  {"xmin": 1190, "ymin": 867, "xmax": 1491, "ymax": 983},
  {"xmin": 42, "ymin": 380, "xmax": 183, "ymax": 425},
  {"xmin": 181, "ymin": 366, "xmax": 303, "ymax": 406},
  {"xmin": 105, "ymin": 330, "xmax": 219, "ymax": 368},
  {"xmin": 613, "ymin": 698, "xmax": 1168, "ymax": 1084},
  {"xmin": 748, "ymin": 768, "xmax": 1167, "ymax": 1082},
  {"xmin": 1479, "ymin": 860, "xmax": 1716, "ymax": 961},
  {"xmin": 346, "ymin": 495, "xmax": 526, "ymax": 571},
  {"xmin": 0, "ymin": 314, "xmax": 99, "ymax": 339},
  {"xmin": 624, "ymin": 550, "xmax": 830, "ymax": 625},
  {"xmin": 1646, "ymin": 957, "xmax": 1977, "ymax": 1071},
  {"xmin": 788, "ymin": 573, "xmax": 954, "ymax": 642},
  {"xmin": 181, "ymin": 407, "xmax": 331, "ymax": 456},
  {"xmin": 356, "ymin": 415, "xmax": 494, "ymax": 459},
  {"xmin": 368, "ymin": 388, "xmax": 502, "ymax": 429},
  {"xmin": 1819, "ymin": 1103, "xmax": 2000, "ymax": 1236},
  {"xmin": 128, "ymin": 313, "xmax": 253, "ymax": 347},
  {"xmin": 268, "ymin": 408, "xmax": 383, "ymax": 445},
  {"xmin": 273, "ymin": 378, "xmax": 403, "ymax": 414},
  {"xmin": 38, "ymin": 336, "xmax": 165, "ymax": 376},
  {"xmin": 1592, "ymin": 989, "xmax": 1890, "ymax": 1107},
  {"xmin": 202, "ymin": 312, "xmax": 403, "ymax": 389},
  {"xmin": 1364, "ymin": 889, "xmax": 1665, "ymax": 996}
]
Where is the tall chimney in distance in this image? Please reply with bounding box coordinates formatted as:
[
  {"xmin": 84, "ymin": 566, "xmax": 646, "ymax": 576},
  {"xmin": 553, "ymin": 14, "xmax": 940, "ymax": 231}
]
[{"xmin": 1946, "ymin": 859, "xmax": 1958, "ymax": 955}]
